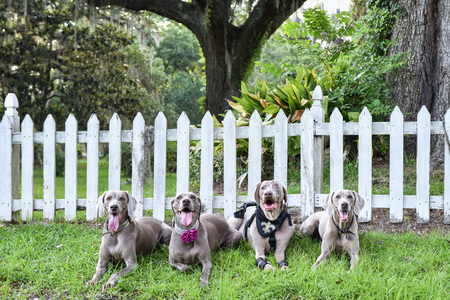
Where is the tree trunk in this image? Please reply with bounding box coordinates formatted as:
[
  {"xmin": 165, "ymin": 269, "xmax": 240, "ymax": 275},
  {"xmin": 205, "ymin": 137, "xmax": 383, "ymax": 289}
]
[{"xmin": 387, "ymin": 0, "xmax": 450, "ymax": 166}]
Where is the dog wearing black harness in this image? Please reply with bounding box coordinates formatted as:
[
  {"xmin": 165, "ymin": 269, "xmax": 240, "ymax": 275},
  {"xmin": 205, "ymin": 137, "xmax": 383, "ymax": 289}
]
[
  {"xmin": 227, "ymin": 180, "xmax": 294, "ymax": 271},
  {"xmin": 300, "ymin": 190, "xmax": 365, "ymax": 270}
]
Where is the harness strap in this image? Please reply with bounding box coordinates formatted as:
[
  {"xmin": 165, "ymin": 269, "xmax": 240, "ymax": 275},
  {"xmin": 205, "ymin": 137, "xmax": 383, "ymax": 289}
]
[
  {"xmin": 255, "ymin": 257, "xmax": 271, "ymax": 270},
  {"xmin": 332, "ymin": 214, "xmax": 355, "ymax": 239},
  {"xmin": 278, "ymin": 260, "xmax": 289, "ymax": 268}
]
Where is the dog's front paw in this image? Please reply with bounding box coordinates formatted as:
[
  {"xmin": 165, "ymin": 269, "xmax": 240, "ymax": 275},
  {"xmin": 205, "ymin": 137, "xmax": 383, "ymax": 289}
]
[
  {"xmin": 200, "ymin": 278, "xmax": 211, "ymax": 286},
  {"xmin": 85, "ymin": 280, "xmax": 96, "ymax": 287},
  {"xmin": 102, "ymin": 282, "xmax": 115, "ymax": 291}
]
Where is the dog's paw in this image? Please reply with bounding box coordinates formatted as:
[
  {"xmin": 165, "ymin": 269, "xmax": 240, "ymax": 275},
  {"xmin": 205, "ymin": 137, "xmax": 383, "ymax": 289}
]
[
  {"xmin": 263, "ymin": 264, "xmax": 275, "ymax": 271},
  {"xmin": 102, "ymin": 282, "xmax": 115, "ymax": 291},
  {"xmin": 200, "ymin": 278, "xmax": 211, "ymax": 286},
  {"xmin": 85, "ymin": 280, "xmax": 96, "ymax": 287}
]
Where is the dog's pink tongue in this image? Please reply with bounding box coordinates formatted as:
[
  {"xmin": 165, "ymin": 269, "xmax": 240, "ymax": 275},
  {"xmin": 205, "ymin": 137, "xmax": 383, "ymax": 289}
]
[
  {"xmin": 181, "ymin": 211, "xmax": 193, "ymax": 227},
  {"xmin": 339, "ymin": 211, "xmax": 349, "ymax": 221},
  {"xmin": 264, "ymin": 202, "xmax": 278, "ymax": 211},
  {"xmin": 108, "ymin": 213, "xmax": 121, "ymax": 231}
]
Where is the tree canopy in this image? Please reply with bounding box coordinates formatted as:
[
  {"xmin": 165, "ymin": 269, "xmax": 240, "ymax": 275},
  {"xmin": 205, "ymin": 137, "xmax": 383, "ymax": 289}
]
[{"xmin": 89, "ymin": 0, "xmax": 306, "ymax": 118}]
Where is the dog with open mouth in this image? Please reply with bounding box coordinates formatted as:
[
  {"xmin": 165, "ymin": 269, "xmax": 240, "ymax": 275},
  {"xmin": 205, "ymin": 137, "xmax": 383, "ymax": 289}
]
[
  {"xmin": 227, "ymin": 180, "xmax": 294, "ymax": 271},
  {"xmin": 300, "ymin": 190, "xmax": 365, "ymax": 270},
  {"xmin": 86, "ymin": 190, "xmax": 172, "ymax": 290},
  {"xmin": 169, "ymin": 192, "xmax": 242, "ymax": 286}
]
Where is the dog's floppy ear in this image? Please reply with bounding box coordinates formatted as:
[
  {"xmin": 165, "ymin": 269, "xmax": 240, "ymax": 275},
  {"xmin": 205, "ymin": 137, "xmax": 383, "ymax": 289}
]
[
  {"xmin": 254, "ymin": 182, "xmax": 262, "ymax": 204},
  {"xmin": 196, "ymin": 193, "xmax": 203, "ymax": 215},
  {"xmin": 352, "ymin": 191, "xmax": 365, "ymax": 216},
  {"xmin": 322, "ymin": 192, "xmax": 334, "ymax": 215},
  {"xmin": 282, "ymin": 185, "xmax": 288, "ymax": 204},
  {"xmin": 97, "ymin": 191, "xmax": 107, "ymax": 217},
  {"xmin": 125, "ymin": 191, "xmax": 137, "ymax": 218}
]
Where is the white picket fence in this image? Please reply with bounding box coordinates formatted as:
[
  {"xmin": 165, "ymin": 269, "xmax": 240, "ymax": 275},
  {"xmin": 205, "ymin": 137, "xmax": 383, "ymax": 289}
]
[{"xmin": 1, "ymin": 87, "xmax": 449, "ymax": 224}]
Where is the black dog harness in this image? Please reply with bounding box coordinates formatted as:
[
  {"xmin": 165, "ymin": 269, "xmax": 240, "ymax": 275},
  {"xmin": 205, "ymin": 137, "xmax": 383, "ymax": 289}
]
[{"xmin": 234, "ymin": 202, "xmax": 293, "ymax": 253}]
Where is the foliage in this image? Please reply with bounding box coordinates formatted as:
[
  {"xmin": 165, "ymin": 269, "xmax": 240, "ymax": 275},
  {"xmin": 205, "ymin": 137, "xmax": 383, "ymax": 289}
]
[
  {"xmin": 255, "ymin": 4, "xmax": 408, "ymax": 122},
  {"xmin": 228, "ymin": 68, "xmax": 320, "ymax": 124},
  {"xmin": 0, "ymin": 0, "xmax": 166, "ymax": 130}
]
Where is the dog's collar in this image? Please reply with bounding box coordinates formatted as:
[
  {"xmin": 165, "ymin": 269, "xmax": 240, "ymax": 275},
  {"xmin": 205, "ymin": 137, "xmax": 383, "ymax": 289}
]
[
  {"xmin": 332, "ymin": 213, "xmax": 355, "ymax": 239},
  {"xmin": 173, "ymin": 220, "xmax": 199, "ymax": 243},
  {"xmin": 103, "ymin": 216, "xmax": 132, "ymax": 237}
]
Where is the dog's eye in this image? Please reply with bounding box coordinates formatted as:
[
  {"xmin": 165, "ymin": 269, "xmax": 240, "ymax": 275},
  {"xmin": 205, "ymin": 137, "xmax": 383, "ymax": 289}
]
[
  {"xmin": 189, "ymin": 194, "xmax": 196, "ymax": 200},
  {"xmin": 335, "ymin": 194, "xmax": 341, "ymax": 199},
  {"xmin": 177, "ymin": 195, "xmax": 183, "ymax": 200},
  {"xmin": 119, "ymin": 197, "xmax": 125, "ymax": 202}
]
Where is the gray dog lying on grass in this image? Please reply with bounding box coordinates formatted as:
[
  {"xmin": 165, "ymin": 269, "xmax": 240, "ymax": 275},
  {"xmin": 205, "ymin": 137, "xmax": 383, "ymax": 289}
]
[
  {"xmin": 227, "ymin": 180, "xmax": 295, "ymax": 271},
  {"xmin": 300, "ymin": 190, "xmax": 365, "ymax": 270},
  {"xmin": 86, "ymin": 190, "xmax": 172, "ymax": 290},
  {"xmin": 169, "ymin": 192, "xmax": 242, "ymax": 286}
]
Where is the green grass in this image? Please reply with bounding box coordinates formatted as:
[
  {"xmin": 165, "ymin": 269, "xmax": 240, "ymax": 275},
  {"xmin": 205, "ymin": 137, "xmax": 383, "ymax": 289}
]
[{"xmin": 0, "ymin": 223, "xmax": 448, "ymax": 299}]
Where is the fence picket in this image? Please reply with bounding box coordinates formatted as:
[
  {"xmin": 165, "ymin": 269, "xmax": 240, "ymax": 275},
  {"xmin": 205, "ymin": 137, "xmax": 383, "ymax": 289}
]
[
  {"xmin": 200, "ymin": 112, "xmax": 214, "ymax": 213},
  {"xmin": 330, "ymin": 108, "xmax": 344, "ymax": 191},
  {"xmin": 43, "ymin": 115, "xmax": 56, "ymax": 221},
  {"xmin": 65, "ymin": 114, "xmax": 78, "ymax": 221},
  {"xmin": 86, "ymin": 114, "xmax": 100, "ymax": 221},
  {"xmin": 311, "ymin": 86, "xmax": 325, "ymax": 196},
  {"xmin": 417, "ymin": 106, "xmax": 430, "ymax": 223},
  {"xmin": 176, "ymin": 112, "xmax": 190, "ymax": 194},
  {"xmin": 358, "ymin": 107, "xmax": 372, "ymax": 222},
  {"xmin": 223, "ymin": 111, "xmax": 237, "ymax": 219},
  {"xmin": 248, "ymin": 111, "xmax": 262, "ymax": 202},
  {"xmin": 0, "ymin": 116, "xmax": 12, "ymax": 221},
  {"xmin": 274, "ymin": 111, "xmax": 288, "ymax": 189},
  {"xmin": 154, "ymin": 112, "xmax": 167, "ymax": 221},
  {"xmin": 390, "ymin": 107, "xmax": 404, "ymax": 223},
  {"xmin": 21, "ymin": 115, "xmax": 34, "ymax": 221},
  {"xmin": 445, "ymin": 110, "xmax": 450, "ymax": 224},
  {"xmin": 109, "ymin": 113, "xmax": 122, "ymax": 190},
  {"xmin": 301, "ymin": 109, "xmax": 314, "ymax": 220},
  {"xmin": 132, "ymin": 113, "xmax": 146, "ymax": 218}
]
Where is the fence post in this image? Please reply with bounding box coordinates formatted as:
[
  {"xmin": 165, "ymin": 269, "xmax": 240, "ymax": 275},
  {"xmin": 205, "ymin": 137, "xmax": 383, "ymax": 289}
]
[
  {"xmin": 4, "ymin": 94, "xmax": 20, "ymax": 221},
  {"xmin": 311, "ymin": 86, "xmax": 324, "ymax": 198}
]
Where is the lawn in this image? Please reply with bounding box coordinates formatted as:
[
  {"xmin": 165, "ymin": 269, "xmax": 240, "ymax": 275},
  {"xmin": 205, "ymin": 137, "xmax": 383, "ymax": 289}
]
[{"xmin": 1, "ymin": 158, "xmax": 449, "ymax": 299}]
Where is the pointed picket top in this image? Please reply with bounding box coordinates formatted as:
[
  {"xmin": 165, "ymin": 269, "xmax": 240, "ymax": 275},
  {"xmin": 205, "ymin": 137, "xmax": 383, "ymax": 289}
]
[
  {"xmin": 360, "ymin": 107, "xmax": 371, "ymax": 118},
  {"xmin": 109, "ymin": 113, "xmax": 122, "ymax": 132},
  {"xmin": 312, "ymin": 85, "xmax": 323, "ymax": 107},
  {"xmin": 330, "ymin": 107, "xmax": 343, "ymax": 122},
  {"xmin": 44, "ymin": 114, "xmax": 55, "ymax": 125},
  {"xmin": 275, "ymin": 109, "xmax": 287, "ymax": 123},
  {"xmin": 155, "ymin": 111, "xmax": 167, "ymax": 128},
  {"xmin": 223, "ymin": 110, "xmax": 236, "ymax": 126},
  {"xmin": 250, "ymin": 109, "xmax": 262, "ymax": 123},
  {"xmin": 1, "ymin": 115, "xmax": 12, "ymax": 129},
  {"xmin": 391, "ymin": 106, "xmax": 403, "ymax": 121},
  {"xmin": 4, "ymin": 93, "xmax": 19, "ymax": 117},
  {"xmin": 201, "ymin": 111, "xmax": 214, "ymax": 126},
  {"xmin": 22, "ymin": 114, "xmax": 34, "ymax": 128},
  {"xmin": 417, "ymin": 105, "xmax": 431, "ymax": 119},
  {"xmin": 88, "ymin": 113, "xmax": 100, "ymax": 127},
  {"xmin": 178, "ymin": 111, "xmax": 190, "ymax": 126}
]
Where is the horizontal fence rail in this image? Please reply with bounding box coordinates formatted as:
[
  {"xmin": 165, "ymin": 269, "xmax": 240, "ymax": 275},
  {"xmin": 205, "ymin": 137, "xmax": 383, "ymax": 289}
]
[{"xmin": 1, "ymin": 87, "xmax": 449, "ymax": 224}]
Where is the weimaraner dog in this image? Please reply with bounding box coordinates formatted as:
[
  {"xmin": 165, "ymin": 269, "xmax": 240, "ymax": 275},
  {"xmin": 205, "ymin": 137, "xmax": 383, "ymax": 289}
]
[
  {"xmin": 227, "ymin": 180, "xmax": 295, "ymax": 271},
  {"xmin": 169, "ymin": 192, "xmax": 242, "ymax": 286},
  {"xmin": 300, "ymin": 190, "xmax": 365, "ymax": 270},
  {"xmin": 86, "ymin": 190, "xmax": 171, "ymax": 290}
]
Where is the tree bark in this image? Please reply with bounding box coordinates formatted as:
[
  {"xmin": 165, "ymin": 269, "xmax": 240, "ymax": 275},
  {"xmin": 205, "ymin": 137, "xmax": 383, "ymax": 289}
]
[
  {"xmin": 387, "ymin": 0, "xmax": 450, "ymax": 165},
  {"xmin": 88, "ymin": 0, "xmax": 306, "ymax": 118}
]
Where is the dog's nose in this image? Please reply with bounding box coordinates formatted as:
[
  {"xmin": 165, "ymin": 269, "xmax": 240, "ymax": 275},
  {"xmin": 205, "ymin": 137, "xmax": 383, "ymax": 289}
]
[
  {"xmin": 264, "ymin": 190, "xmax": 273, "ymax": 198},
  {"xmin": 341, "ymin": 202, "xmax": 349, "ymax": 210},
  {"xmin": 110, "ymin": 204, "xmax": 119, "ymax": 211},
  {"xmin": 182, "ymin": 199, "xmax": 191, "ymax": 206}
]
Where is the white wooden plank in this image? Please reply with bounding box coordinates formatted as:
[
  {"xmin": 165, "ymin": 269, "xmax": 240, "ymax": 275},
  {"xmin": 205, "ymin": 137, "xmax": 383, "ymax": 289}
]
[
  {"xmin": 330, "ymin": 108, "xmax": 344, "ymax": 191},
  {"xmin": 311, "ymin": 86, "xmax": 325, "ymax": 194},
  {"xmin": 65, "ymin": 114, "xmax": 78, "ymax": 221},
  {"xmin": 416, "ymin": 106, "xmax": 430, "ymax": 223},
  {"xmin": 248, "ymin": 111, "xmax": 262, "ymax": 202},
  {"xmin": 274, "ymin": 110, "xmax": 288, "ymax": 189},
  {"xmin": 21, "ymin": 115, "xmax": 34, "ymax": 221},
  {"xmin": 176, "ymin": 112, "xmax": 190, "ymax": 194},
  {"xmin": 444, "ymin": 110, "xmax": 450, "ymax": 224},
  {"xmin": 389, "ymin": 107, "xmax": 404, "ymax": 223},
  {"xmin": 132, "ymin": 113, "xmax": 146, "ymax": 219},
  {"xmin": 43, "ymin": 115, "xmax": 56, "ymax": 221},
  {"xmin": 200, "ymin": 112, "xmax": 214, "ymax": 213},
  {"xmin": 223, "ymin": 111, "xmax": 237, "ymax": 219},
  {"xmin": 154, "ymin": 112, "xmax": 167, "ymax": 221},
  {"xmin": 108, "ymin": 113, "xmax": 122, "ymax": 190},
  {"xmin": 0, "ymin": 116, "xmax": 13, "ymax": 221},
  {"xmin": 86, "ymin": 114, "xmax": 100, "ymax": 221},
  {"xmin": 301, "ymin": 109, "xmax": 314, "ymax": 220},
  {"xmin": 358, "ymin": 107, "xmax": 372, "ymax": 222}
]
